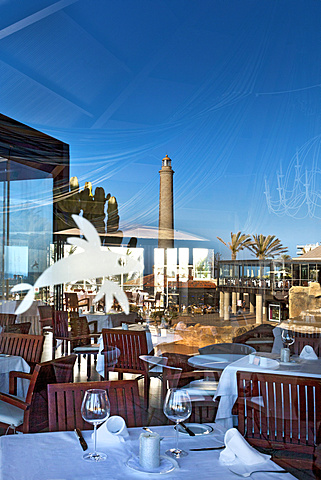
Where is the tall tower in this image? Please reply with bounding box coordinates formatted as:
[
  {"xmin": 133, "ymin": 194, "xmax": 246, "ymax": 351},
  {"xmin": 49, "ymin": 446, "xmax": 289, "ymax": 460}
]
[{"xmin": 158, "ymin": 154, "xmax": 174, "ymax": 248}]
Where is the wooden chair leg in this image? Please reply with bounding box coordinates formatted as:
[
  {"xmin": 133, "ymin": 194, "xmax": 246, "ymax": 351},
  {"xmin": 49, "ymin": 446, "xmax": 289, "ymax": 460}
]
[
  {"xmin": 144, "ymin": 375, "xmax": 150, "ymax": 409},
  {"xmin": 87, "ymin": 354, "xmax": 91, "ymax": 380}
]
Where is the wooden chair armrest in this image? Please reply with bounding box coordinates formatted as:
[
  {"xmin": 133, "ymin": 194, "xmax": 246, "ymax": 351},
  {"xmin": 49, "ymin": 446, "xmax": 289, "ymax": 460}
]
[
  {"xmin": 0, "ymin": 392, "xmax": 30, "ymax": 410},
  {"xmin": 55, "ymin": 335, "xmax": 71, "ymax": 341},
  {"xmin": 90, "ymin": 333, "xmax": 101, "ymax": 339},
  {"xmin": 70, "ymin": 334, "xmax": 97, "ymax": 341},
  {"xmin": 9, "ymin": 371, "xmax": 32, "ymax": 395}
]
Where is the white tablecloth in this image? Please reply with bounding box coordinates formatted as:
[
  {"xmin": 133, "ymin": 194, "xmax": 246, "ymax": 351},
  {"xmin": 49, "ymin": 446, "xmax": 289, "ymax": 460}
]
[
  {"xmin": 0, "ymin": 424, "xmax": 295, "ymax": 480},
  {"xmin": 86, "ymin": 312, "xmax": 139, "ymax": 332},
  {"xmin": 188, "ymin": 353, "xmax": 247, "ymax": 371},
  {"xmin": 214, "ymin": 353, "xmax": 321, "ymax": 428},
  {"xmin": 0, "ymin": 355, "xmax": 30, "ymax": 398},
  {"xmin": 85, "ymin": 313, "xmax": 113, "ymax": 332},
  {"xmin": 0, "ymin": 300, "xmax": 44, "ymax": 335}
]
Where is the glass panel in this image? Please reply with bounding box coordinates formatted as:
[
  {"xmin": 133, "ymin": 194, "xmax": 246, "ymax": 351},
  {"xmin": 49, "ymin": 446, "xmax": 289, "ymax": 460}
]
[{"xmin": 0, "ymin": 160, "xmax": 53, "ymax": 301}]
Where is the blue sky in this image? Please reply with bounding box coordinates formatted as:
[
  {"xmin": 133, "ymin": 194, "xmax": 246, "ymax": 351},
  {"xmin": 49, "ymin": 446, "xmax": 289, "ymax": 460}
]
[{"xmin": 1, "ymin": 0, "xmax": 321, "ymax": 257}]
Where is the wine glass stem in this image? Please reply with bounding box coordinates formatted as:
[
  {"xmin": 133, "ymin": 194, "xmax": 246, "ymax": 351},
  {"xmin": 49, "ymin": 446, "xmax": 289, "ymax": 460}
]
[
  {"xmin": 94, "ymin": 423, "xmax": 97, "ymax": 454},
  {"xmin": 175, "ymin": 421, "xmax": 179, "ymax": 452}
]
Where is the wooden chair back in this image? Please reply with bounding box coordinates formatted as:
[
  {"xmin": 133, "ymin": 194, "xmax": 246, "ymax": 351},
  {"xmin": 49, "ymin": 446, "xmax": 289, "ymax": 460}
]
[
  {"xmin": 53, "ymin": 310, "xmax": 69, "ymax": 338},
  {"xmin": 70, "ymin": 314, "xmax": 91, "ymax": 348},
  {"xmin": 65, "ymin": 292, "xmax": 79, "ymax": 312},
  {"xmin": 232, "ymin": 324, "xmax": 275, "ymax": 352},
  {"xmin": 52, "ymin": 310, "xmax": 69, "ymax": 356},
  {"xmin": 0, "ymin": 332, "xmax": 44, "ymax": 370},
  {"xmin": 38, "ymin": 305, "xmax": 53, "ymax": 333},
  {"xmin": 3, "ymin": 322, "xmax": 31, "ymax": 334},
  {"xmin": 48, "ymin": 379, "xmax": 142, "ymax": 432},
  {"xmin": 101, "ymin": 329, "xmax": 148, "ymax": 376},
  {"xmin": 291, "ymin": 333, "xmax": 321, "ymax": 357},
  {"xmin": 236, "ymin": 371, "xmax": 321, "ymax": 461},
  {"xmin": 162, "ymin": 364, "xmax": 218, "ymax": 423},
  {"xmin": 102, "ymin": 329, "xmax": 150, "ymax": 406},
  {"xmin": 0, "ymin": 313, "xmax": 17, "ymax": 327},
  {"xmin": 8, "ymin": 354, "xmax": 77, "ymax": 433}
]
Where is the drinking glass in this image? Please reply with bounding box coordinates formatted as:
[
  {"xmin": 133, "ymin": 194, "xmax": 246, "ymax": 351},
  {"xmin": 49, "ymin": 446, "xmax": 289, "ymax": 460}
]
[
  {"xmin": 81, "ymin": 389, "xmax": 110, "ymax": 462},
  {"xmin": 281, "ymin": 328, "xmax": 295, "ymax": 348},
  {"xmin": 163, "ymin": 388, "xmax": 192, "ymax": 458}
]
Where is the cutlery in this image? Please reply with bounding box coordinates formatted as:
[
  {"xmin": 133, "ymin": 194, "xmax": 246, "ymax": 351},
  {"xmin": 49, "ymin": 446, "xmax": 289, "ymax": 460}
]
[
  {"xmin": 228, "ymin": 468, "xmax": 288, "ymax": 477},
  {"xmin": 180, "ymin": 422, "xmax": 195, "ymax": 436},
  {"xmin": 190, "ymin": 446, "xmax": 225, "ymax": 451},
  {"xmin": 74, "ymin": 428, "xmax": 88, "ymax": 451}
]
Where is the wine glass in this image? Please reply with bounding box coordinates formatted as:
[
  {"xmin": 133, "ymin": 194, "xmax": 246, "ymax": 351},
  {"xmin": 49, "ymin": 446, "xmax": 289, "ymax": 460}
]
[
  {"xmin": 163, "ymin": 388, "xmax": 192, "ymax": 458},
  {"xmin": 81, "ymin": 389, "xmax": 110, "ymax": 462},
  {"xmin": 281, "ymin": 328, "xmax": 295, "ymax": 348}
]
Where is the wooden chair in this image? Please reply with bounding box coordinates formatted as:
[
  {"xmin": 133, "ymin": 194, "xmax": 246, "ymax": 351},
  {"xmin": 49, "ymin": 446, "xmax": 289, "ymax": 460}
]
[
  {"xmin": 64, "ymin": 292, "xmax": 90, "ymax": 313},
  {"xmin": 3, "ymin": 322, "xmax": 31, "ymax": 334},
  {"xmin": 291, "ymin": 333, "xmax": 321, "ymax": 357},
  {"xmin": 232, "ymin": 324, "xmax": 275, "ymax": 353},
  {"xmin": 48, "ymin": 379, "xmax": 142, "ymax": 432},
  {"xmin": 163, "ymin": 365, "xmax": 218, "ymax": 424},
  {"xmin": 38, "ymin": 305, "xmax": 53, "ymax": 335},
  {"xmin": 236, "ymin": 370, "xmax": 321, "ymax": 470},
  {"xmin": 141, "ymin": 354, "xmax": 218, "ymax": 424},
  {"xmin": 0, "ymin": 313, "xmax": 17, "ymax": 328},
  {"xmin": 53, "ymin": 311, "xmax": 100, "ymax": 379},
  {"xmin": 198, "ymin": 342, "xmax": 255, "ymax": 355},
  {"xmin": 0, "ymin": 354, "xmax": 76, "ymax": 433},
  {"xmin": 0, "ymin": 332, "xmax": 44, "ymax": 371},
  {"xmin": 101, "ymin": 329, "xmax": 150, "ymax": 406}
]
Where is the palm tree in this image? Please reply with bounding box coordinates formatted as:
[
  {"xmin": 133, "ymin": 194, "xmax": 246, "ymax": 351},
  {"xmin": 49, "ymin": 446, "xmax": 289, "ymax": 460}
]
[
  {"xmin": 217, "ymin": 231, "xmax": 252, "ymax": 260},
  {"xmin": 279, "ymin": 253, "xmax": 292, "ymax": 261},
  {"xmin": 246, "ymin": 234, "xmax": 288, "ymax": 259}
]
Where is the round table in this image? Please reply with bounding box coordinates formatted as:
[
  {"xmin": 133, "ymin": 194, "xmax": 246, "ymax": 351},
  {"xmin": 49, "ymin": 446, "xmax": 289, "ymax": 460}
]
[{"xmin": 188, "ymin": 353, "xmax": 247, "ymax": 371}]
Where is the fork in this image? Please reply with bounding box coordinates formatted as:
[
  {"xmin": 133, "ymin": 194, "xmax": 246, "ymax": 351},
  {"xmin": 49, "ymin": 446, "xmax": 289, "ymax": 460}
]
[{"xmin": 228, "ymin": 468, "xmax": 288, "ymax": 477}]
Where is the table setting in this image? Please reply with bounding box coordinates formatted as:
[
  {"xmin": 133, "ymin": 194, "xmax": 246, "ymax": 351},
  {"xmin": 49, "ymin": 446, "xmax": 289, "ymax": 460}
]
[
  {"xmin": 0, "ymin": 421, "xmax": 294, "ymax": 479},
  {"xmin": 0, "ymin": 385, "xmax": 296, "ymax": 479},
  {"xmin": 214, "ymin": 344, "xmax": 321, "ymax": 428}
]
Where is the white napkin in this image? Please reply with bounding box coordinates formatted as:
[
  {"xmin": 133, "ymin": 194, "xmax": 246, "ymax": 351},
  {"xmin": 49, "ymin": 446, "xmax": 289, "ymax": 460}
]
[
  {"xmin": 219, "ymin": 428, "xmax": 270, "ymax": 466},
  {"xmin": 300, "ymin": 345, "xmax": 318, "ymax": 360},
  {"xmin": 94, "ymin": 415, "xmax": 128, "ymax": 445}
]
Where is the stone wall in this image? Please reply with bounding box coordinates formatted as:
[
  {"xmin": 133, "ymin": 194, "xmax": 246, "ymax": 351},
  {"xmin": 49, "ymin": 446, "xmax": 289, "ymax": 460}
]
[
  {"xmin": 170, "ymin": 322, "xmax": 253, "ymax": 350},
  {"xmin": 289, "ymin": 282, "xmax": 321, "ymax": 318}
]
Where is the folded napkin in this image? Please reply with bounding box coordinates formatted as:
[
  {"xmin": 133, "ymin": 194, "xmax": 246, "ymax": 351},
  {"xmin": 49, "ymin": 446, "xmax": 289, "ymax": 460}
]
[
  {"xmin": 300, "ymin": 345, "xmax": 318, "ymax": 360},
  {"xmin": 94, "ymin": 415, "xmax": 129, "ymax": 445},
  {"xmin": 219, "ymin": 428, "xmax": 270, "ymax": 466}
]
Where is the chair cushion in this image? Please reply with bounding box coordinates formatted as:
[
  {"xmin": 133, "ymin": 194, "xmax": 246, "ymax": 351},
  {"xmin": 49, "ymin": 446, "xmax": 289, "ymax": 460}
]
[
  {"xmin": 0, "ymin": 399, "xmax": 24, "ymax": 427},
  {"xmin": 73, "ymin": 345, "xmax": 99, "ymax": 353}
]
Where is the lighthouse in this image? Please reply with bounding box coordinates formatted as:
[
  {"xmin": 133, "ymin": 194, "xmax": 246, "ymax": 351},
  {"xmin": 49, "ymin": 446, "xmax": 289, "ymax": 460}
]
[{"xmin": 158, "ymin": 154, "xmax": 174, "ymax": 248}]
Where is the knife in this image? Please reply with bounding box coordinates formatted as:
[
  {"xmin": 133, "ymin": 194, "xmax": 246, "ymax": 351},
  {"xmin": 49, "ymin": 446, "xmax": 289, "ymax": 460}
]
[
  {"xmin": 180, "ymin": 422, "xmax": 195, "ymax": 436},
  {"xmin": 190, "ymin": 446, "xmax": 225, "ymax": 451},
  {"xmin": 74, "ymin": 428, "xmax": 88, "ymax": 451}
]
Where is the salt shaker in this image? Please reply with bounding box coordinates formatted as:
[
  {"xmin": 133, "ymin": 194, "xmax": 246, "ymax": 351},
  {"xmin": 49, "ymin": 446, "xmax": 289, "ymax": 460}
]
[
  {"xmin": 139, "ymin": 432, "xmax": 160, "ymax": 470},
  {"xmin": 280, "ymin": 347, "xmax": 290, "ymax": 363}
]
